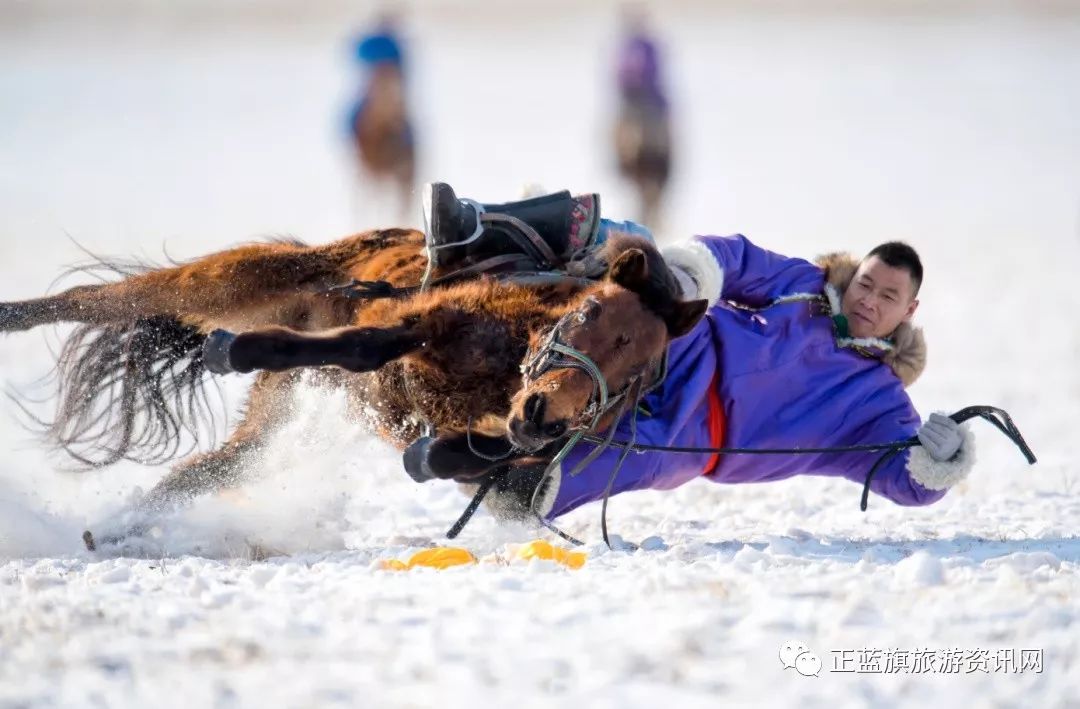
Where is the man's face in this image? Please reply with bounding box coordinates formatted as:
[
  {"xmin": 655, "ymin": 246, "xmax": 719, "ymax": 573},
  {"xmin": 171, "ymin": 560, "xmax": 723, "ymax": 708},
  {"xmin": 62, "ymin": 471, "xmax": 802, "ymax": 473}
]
[{"xmin": 840, "ymin": 256, "xmax": 919, "ymax": 339}]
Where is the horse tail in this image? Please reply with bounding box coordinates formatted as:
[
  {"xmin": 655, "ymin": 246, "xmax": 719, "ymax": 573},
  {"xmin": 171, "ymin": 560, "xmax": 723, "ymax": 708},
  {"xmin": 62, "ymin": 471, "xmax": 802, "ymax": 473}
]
[
  {"xmin": 34, "ymin": 315, "xmax": 217, "ymax": 469},
  {"xmin": 21, "ymin": 256, "xmax": 222, "ymax": 469}
]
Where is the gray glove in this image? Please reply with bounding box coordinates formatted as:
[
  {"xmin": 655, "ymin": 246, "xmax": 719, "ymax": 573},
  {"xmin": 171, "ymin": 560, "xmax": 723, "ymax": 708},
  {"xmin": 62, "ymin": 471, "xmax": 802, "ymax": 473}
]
[{"xmin": 917, "ymin": 413, "xmax": 963, "ymax": 462}]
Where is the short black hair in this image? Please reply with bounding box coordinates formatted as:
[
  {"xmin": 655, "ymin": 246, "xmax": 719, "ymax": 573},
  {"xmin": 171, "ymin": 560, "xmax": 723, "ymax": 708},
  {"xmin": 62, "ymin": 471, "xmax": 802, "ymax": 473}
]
[{"xmin": 865, "ymin": 241, "xmax": 923, "ymax": 297}]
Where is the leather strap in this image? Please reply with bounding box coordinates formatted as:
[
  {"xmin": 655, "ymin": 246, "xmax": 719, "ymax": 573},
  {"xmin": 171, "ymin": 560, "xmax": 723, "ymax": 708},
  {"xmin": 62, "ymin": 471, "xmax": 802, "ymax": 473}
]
[{"xmin": 479, "ymin": 212, "xmax": 561, "ymax": 268}]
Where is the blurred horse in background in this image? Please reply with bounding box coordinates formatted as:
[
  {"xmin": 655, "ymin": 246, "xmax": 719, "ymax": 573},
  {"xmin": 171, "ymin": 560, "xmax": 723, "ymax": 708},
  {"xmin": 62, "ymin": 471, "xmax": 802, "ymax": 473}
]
[
  {"xmin": 613, "ymin": 19, "xmax": 672, "ymax": 230},
  {"xmin": 347, "ymin": 22, "xmax": 416, "ymax": 221}
]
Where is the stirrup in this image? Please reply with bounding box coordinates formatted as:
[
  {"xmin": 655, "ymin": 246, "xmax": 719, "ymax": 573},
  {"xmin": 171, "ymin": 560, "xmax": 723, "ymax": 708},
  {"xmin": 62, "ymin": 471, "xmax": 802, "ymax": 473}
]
[{"xmin": 420, "ymin": 189, "xmax": 486, "ymax": 290}]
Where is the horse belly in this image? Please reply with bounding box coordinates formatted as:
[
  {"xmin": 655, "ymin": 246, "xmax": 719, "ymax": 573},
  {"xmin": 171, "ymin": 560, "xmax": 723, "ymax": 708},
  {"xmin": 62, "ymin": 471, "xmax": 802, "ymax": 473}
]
[{"xmin": 191, "ymin": 293, "xmax": 353, "ymax": 334}]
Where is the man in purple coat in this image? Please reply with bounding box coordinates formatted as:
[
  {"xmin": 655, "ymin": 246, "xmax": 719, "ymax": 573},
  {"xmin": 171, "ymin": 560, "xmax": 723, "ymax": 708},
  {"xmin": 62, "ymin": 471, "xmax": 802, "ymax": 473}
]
[{"xmin": 418, "ymin": 183, "xmax": 975, "ymax": 521}]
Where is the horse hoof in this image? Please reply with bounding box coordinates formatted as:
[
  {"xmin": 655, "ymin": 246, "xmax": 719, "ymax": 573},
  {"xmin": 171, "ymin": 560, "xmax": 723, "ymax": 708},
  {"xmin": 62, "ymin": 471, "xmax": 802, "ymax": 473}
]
[
  {"xmin": 82, "ymin": 522, "xmax": 152, "ymax": 553},
  {"xmin": 202, "ymin": 329, "xmax": 238, "ymax": 374},
  {"xmin": 403, "ymin": 436, "xmax": 436, "ymax": 483},
  {"xmin": 0, "ymin": 303, "xmax": 28, "ymax": 332}
]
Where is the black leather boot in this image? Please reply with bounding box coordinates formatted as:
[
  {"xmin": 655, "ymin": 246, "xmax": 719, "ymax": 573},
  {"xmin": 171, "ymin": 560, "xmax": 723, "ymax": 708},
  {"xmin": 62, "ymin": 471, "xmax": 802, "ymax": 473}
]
[{"xmin": 422, "ymin": 182, "xmax": 600, "ymax": 270}]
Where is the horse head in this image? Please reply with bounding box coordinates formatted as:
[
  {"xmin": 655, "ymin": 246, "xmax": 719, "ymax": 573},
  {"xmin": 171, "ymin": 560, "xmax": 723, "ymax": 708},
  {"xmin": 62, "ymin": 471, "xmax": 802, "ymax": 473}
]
[{"xmin": 507, "ymin": 236, "xmax": 708, "ymax": 452}]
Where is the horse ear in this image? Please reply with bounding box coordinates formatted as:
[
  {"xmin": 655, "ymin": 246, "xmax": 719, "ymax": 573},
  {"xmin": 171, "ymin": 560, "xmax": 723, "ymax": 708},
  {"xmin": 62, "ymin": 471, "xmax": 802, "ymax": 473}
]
[
  {"xmin": 608, "ymin": 248, "xmax": 649, "ymax": 291},
  {"xmin": 665, "ymin": 298, "xmax": 709, "ymax": 338}
]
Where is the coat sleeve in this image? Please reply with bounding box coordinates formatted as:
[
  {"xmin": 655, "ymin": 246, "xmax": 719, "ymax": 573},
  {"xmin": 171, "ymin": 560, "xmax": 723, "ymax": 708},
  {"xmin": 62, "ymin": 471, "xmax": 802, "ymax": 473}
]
[
  {"xmin": 661, "ymin": 234, "xmax": 823, "ymax": 307},
  {"xmin": 815, "ymin": 387, "xmax": 975, "ymax": 507}
]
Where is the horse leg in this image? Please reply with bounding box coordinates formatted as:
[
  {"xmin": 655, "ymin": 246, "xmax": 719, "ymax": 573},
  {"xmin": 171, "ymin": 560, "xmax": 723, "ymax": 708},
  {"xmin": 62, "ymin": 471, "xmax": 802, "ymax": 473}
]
[
  {"xmin": 84, "ymin": 369, "xmax": 305, "ymax": 550},
  {"xmin": 638, "ymin": 176, "xmax": 664, "ymax": 229},
  {"xmin": 403, "ymin": 432, "xmax": 517, "ymax": 482},
  {"xmin": 453, "ymin": 459, "xmax": 556, "ymax": 526},
  {"xmin": 0, "ymin": 237, "xmax": 377, "ymax": 333},
  {"xmin": 402, "ymin": 431, "xmax": 561, "ymax": 483},
  {"xmin": 204, "ymin": 324, "xmax": 425, "ymax": 374}
]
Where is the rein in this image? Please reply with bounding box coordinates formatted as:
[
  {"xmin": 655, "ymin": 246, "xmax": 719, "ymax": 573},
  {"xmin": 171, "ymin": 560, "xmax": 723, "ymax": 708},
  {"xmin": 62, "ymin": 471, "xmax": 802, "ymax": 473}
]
[
  {"xmin": 448, "ymin": 403, "xmax": 1037, "ymax": 549},
  {"xmin": 519, "ymin": 304, "xmax": 666, "ymax": 471},
  {"xmin": 577, "ymin": 405, "xmax": 1035, "ymax": 512}
]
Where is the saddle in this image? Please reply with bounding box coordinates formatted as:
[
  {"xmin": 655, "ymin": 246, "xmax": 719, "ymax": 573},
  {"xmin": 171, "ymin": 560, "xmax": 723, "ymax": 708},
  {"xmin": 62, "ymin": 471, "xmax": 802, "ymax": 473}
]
[{"xmin": 330, "ymin": 224, "xmax": 606, "ymax": 303}]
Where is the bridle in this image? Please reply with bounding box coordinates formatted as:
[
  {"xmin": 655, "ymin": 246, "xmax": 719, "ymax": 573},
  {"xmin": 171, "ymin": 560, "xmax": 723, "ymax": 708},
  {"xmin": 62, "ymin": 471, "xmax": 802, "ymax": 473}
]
[
  {"xmin": 520, "ymin": 301, "xmax": 667, "ymax": 439},
  {"xmin": 443, "ymin": 293, "xmax": 670, "ymax": 545},
  {"xmin": 508, "ymin": 299, "xmax": 669, "ymax": 545}
]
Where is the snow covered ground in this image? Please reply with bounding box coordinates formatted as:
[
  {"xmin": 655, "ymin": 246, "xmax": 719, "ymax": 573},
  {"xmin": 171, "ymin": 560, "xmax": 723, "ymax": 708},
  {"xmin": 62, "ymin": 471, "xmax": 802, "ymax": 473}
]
[{"xmin": 1, "ymin": 2, "xmax": 1080, "ymax": 706}]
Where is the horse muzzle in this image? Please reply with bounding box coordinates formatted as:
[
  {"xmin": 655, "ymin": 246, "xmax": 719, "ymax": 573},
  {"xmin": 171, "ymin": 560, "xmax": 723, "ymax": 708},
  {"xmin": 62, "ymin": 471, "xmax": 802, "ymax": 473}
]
[{"xmin": 507, "ymin": 392, "xmax": 569, "ymax": 452}]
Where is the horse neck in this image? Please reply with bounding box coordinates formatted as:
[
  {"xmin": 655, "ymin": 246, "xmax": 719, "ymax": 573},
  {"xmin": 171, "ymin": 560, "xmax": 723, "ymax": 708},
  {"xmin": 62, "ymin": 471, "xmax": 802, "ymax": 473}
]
[
  {"xmin": 366, "ymin": 70, "xmax": 405, "ymax": 107},
  {"xmin": 471, "ymin": 279, "xmax": 600, "ymax": 347}
]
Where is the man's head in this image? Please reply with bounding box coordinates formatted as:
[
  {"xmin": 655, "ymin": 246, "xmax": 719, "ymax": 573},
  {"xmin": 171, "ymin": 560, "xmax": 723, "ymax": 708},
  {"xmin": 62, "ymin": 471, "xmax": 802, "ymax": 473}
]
[{"xmin": 840, "ymin": 242, "xmax": 922, "ymax": 339}]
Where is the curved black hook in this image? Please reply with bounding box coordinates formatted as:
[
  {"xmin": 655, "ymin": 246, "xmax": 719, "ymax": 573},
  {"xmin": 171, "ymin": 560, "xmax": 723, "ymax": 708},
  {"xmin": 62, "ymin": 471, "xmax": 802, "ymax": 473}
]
[{"xmin": 860, "ymin": 406, "xmax": 1037, "ymax": 511}]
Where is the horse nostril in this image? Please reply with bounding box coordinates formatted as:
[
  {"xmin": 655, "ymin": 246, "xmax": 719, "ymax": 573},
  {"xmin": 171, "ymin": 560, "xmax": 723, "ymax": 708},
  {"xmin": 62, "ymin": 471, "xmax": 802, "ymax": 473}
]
[
  {"xmin": 543, "ymin": 421, "xmax": 567, "ymax": 439},
  {"xmin": 523, "ymin": 392, "xmax": 546, "ymax": 425}
]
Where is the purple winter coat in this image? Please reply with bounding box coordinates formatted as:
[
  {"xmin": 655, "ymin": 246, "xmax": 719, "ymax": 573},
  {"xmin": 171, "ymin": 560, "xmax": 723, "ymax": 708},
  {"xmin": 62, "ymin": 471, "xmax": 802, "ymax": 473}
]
[{"xmin": 545, "ymin": 234, "xmax": 945, "ymax": 519}]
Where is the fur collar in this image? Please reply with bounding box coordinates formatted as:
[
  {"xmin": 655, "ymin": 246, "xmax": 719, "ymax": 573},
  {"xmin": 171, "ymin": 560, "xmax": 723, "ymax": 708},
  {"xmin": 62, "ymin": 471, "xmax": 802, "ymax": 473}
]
[{"xmin": 815, "ymin": 252, "xmax": 927, "ymax": 387}]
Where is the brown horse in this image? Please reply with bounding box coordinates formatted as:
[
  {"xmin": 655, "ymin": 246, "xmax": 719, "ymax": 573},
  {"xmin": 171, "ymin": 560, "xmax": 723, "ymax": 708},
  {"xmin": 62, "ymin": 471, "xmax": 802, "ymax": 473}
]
[
  {"xmin": 615, "ymin": 99, "xmax": 671, "ymax": 229},
  {"xmin": 349, "ymin": 64, "xmax": 415, "ymax": 220},
  {"xmin": 613, "ymin": 23, "xmax": 672, "ymax": 228},
  {"xmin": 0, "ymin": 229, "xmax": 706, "ymax": 545}
]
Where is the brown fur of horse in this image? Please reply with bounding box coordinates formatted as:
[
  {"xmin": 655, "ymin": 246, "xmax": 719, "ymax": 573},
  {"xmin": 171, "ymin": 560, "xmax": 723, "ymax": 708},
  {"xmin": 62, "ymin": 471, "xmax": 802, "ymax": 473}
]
[{"xmin": 0, "ymin": 229, "xmax": 705, "ymax": 535}]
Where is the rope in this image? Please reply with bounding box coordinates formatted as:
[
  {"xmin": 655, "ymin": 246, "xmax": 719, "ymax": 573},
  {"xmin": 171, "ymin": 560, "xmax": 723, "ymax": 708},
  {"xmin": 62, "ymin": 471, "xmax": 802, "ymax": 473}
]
[
  {"xmin": 599, "ymin": 377, "xmax": 645, "ymax": 548},
  {"xmin": 443, "ymin": 404, "xmax": 1036, "ymax": 547},
  {"xmin": 445, "ymin": 474, "xmax": 499, "ymax": 540},
  {"xmin": 579, "ymin": 404, "xmax": 1035, "ymax": 515},
  {"xmin": 580, "ymin": 438, "xmax": 919, "ymax": 456},
  {"xmin": 581, "ymin": 405, "xmax": 1031, "ymax": 458}
]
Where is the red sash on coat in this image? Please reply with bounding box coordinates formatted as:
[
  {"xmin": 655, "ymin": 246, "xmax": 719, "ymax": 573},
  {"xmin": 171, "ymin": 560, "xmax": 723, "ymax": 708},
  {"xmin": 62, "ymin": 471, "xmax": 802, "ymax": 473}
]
[{"xmin": 703, "ymin": 371, "xmax": 726, "ymax": 476}]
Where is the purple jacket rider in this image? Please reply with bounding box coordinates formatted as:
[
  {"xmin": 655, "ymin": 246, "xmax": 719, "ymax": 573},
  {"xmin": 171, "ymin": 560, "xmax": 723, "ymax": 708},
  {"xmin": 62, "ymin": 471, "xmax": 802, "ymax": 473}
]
[{"xmin": 508, "ymin": 234, "xmax": 976, "ymax": 520}]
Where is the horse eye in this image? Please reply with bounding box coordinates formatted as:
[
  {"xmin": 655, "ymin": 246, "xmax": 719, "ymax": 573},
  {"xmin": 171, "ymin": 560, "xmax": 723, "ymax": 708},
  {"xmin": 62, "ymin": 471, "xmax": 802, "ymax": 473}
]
[
  {"xmin": 583, "ymin": 297, "xmax": 602, "ymax": 321},
  {"xmin": 615, "ymin": 333, "xmax": 631, "ymax": 348}
]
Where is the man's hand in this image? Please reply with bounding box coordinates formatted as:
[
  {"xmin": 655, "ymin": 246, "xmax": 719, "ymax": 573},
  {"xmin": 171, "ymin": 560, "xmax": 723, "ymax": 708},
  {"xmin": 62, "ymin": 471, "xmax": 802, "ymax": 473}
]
[{"xmin": 917, "ymin": 413, "xmax": 963, "ymax": 462}]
